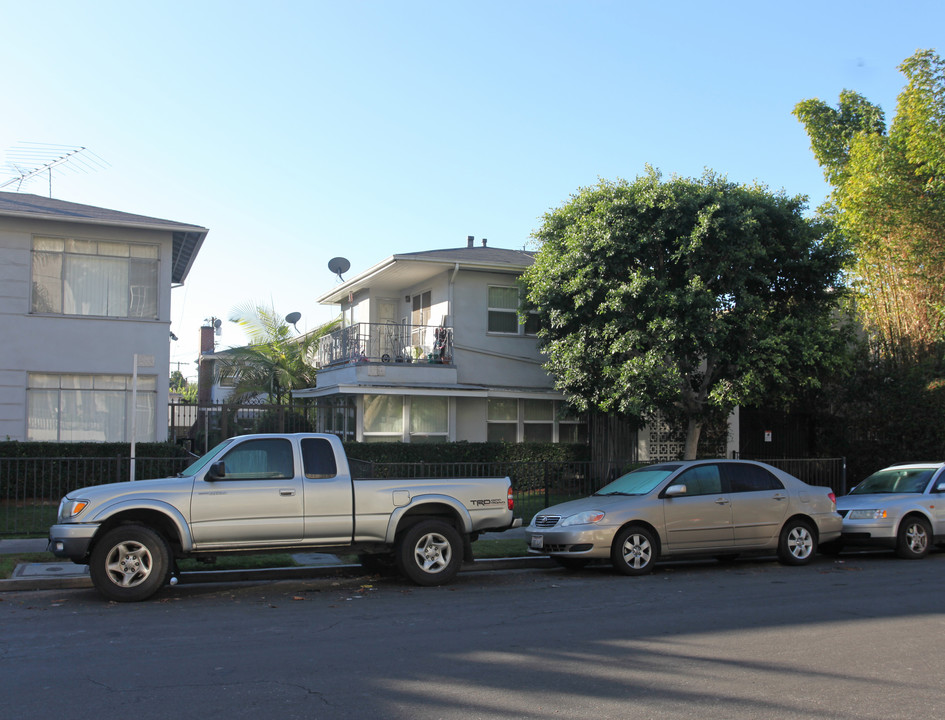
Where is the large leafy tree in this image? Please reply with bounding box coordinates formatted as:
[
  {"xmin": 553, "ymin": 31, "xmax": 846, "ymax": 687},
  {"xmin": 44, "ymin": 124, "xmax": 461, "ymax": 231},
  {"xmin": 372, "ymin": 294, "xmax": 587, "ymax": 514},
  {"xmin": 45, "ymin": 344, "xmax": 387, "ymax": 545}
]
[
  {"xmin": 521, "ymin": 168, "xmax": 849, "ymax": 459},
  {"xmin": 794, "ymin": 49, "xmax": 945, "ymax": 361},
  {"xmin": 216, "ymin": 302, "xmax": 340, "ymax": 404}
]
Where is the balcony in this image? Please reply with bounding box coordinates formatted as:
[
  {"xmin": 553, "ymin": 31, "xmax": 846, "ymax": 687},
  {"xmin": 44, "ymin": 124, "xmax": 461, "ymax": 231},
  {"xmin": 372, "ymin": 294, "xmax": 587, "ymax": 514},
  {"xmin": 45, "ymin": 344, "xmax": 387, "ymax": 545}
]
[{"xmin": 317, "ymin": 322, "xmax": 454, "ymax": 367}]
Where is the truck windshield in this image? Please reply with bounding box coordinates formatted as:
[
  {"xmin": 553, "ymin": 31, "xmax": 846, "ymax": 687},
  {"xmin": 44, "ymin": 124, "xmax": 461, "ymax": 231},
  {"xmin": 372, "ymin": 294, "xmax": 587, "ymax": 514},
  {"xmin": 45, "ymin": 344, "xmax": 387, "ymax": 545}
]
[
  {"xmin": 594, "ymin": 464, "xmax": 681, "ymax": 496},
  {"xmin": 177, "ymin": 439, "xmax": 237, "ymax": 477}
]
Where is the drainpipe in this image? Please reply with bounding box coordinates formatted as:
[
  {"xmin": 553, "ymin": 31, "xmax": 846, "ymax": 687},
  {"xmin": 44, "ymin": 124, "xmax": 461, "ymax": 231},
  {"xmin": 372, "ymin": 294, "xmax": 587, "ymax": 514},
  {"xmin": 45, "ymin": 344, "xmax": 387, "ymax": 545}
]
[{"xmin": 448, "ymin": 262, "xmax": 460, "ymax": 326}]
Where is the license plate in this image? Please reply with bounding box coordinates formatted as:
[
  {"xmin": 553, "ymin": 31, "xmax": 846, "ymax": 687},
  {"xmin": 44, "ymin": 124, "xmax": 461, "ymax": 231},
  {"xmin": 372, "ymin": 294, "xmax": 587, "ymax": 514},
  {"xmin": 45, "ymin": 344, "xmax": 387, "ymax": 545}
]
[{"xmin": 530, "ymin": 535, "xmax": 543, "ymax": 549}]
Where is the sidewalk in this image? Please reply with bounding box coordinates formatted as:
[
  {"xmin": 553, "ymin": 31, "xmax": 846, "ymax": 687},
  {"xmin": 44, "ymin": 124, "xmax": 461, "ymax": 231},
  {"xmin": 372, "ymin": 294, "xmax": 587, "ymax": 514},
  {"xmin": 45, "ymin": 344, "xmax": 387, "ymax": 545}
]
[{"xmin": 0, "ymin": 527, "xmax": 548, "ymax": 593}]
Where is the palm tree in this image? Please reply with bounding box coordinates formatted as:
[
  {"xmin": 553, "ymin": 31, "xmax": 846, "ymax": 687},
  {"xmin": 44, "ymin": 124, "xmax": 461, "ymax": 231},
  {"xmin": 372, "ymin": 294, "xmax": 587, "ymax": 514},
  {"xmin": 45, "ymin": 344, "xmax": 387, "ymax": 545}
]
[{"xmin": 215, "ymin": 302, "xmax": 340, "ymax": 404}]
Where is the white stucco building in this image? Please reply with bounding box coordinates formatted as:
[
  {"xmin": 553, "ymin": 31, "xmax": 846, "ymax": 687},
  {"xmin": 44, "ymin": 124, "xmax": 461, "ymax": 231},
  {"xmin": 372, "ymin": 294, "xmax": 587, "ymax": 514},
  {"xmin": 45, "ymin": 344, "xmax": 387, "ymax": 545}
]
[
  {"xmin": 296, "ymin": 237, "xmax": 588, "ymax": 444},
  {"xmin": 0, "ymin": 192, "xmax": 208, "ymax": 442}
]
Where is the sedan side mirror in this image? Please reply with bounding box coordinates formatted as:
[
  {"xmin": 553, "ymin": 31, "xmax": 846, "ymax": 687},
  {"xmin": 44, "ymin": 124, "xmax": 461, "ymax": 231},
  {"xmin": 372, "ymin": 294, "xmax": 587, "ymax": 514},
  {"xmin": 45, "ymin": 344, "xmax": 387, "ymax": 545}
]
[
  {"xmin": 664, "ymin": 484, "xmax": 688, "ymax": 497},
  {"xmin": 206, "ymin": 461, "xmax": 227, "ymax": 481}
]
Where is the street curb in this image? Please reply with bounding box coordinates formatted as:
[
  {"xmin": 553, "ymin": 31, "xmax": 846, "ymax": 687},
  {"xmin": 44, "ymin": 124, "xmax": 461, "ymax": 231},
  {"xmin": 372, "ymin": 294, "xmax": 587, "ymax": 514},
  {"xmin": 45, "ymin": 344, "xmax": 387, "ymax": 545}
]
[{"xmin": 0, "ymin": 556, "xmax": 556, "ymax": 594}]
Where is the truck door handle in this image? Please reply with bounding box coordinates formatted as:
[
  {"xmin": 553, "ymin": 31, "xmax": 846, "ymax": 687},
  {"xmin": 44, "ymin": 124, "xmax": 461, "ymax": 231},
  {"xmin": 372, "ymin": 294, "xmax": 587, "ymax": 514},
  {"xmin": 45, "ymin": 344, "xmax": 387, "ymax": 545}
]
[{"xmin": 279, "ymin": 489, "xmax": 296, "ymax": 497}]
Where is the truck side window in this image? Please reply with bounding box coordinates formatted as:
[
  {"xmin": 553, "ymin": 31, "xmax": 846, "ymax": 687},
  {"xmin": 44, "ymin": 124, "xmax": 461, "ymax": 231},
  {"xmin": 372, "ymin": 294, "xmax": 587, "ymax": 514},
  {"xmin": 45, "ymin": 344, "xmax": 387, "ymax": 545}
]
[
  {"xmin": 221, "ymin": 438, "xmax": 294, "ymax": 479},
  {"xmin": 301, "ymin": 438, "xmax": 338, "ymax": 479}
]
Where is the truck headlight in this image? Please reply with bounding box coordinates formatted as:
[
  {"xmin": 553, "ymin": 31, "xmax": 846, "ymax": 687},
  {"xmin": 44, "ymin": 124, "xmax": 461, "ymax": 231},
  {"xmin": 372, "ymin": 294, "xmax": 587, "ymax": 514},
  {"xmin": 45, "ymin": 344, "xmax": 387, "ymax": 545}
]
[
  {"xmin": 58, "ymin": 498, "xmax": 90, "ymax": 520},
  {"xmin": 561, "ymin": 510, "xmax": 605, "ymax": 526},
  {"xmin": 848, "ymin": 509, "xmax": 887, "ymax": 520}
]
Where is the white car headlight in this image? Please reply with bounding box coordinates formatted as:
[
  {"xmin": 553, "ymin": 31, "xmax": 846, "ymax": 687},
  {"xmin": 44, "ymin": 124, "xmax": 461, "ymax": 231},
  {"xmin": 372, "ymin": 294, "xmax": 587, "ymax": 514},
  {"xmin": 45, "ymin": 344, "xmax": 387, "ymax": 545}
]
[
  {"xmin": 561, "ymin": 510, "xmax": 605, "ymax": 527},
  {"xmin": 58, "ymin": 498, "xmax": 90, "ymax": 521},
  {"xmin": 847, "ymin": 509, "xmax": 887, "ymax": 520}
]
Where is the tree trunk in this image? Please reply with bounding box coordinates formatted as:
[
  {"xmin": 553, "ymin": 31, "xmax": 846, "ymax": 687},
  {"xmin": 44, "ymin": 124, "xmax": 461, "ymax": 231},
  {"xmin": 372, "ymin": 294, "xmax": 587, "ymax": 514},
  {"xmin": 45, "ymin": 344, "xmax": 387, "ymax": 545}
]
[{"xmin": 683, "ymin": 416, "xmax": 703, "ymax": 460}]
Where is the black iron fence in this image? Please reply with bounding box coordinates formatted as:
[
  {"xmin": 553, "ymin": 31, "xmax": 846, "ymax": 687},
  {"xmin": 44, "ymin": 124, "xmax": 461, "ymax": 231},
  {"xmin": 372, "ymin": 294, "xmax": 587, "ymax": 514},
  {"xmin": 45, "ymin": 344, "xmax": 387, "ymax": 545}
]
[
  {"xmin": 1, "ymin": 455, "xmax": 193, "ymax": 536},
  {"xmin": 734, "ymin": 456, "xmax": 847, "ymax": 495},
  {"xmin": 1, "ymin": 454, "xmax": 847, "ymax": 537}
]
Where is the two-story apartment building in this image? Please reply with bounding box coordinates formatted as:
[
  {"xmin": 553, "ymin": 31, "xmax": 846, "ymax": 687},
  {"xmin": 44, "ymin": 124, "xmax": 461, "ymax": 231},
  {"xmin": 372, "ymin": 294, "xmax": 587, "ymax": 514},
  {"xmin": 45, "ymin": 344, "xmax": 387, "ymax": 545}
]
[
  {"xmin": 0, "ymin": 192, "xmax": 208, "ymax": 442},
  {"xmin": 295, "ymin": 237, "xmax": 588, "ymax": 444}
]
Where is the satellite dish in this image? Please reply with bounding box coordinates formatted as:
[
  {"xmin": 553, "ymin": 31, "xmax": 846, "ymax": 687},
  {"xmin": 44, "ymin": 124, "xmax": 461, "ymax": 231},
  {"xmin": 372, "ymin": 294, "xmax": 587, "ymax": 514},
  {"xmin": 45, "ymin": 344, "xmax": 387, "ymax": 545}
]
[
  {"xmin": 328, "ymin": 256, "xmax": 350, "ymax": 281},
  {"xmin": 285, "ymin": 311, "xmax": 301, "ymax": 332}
]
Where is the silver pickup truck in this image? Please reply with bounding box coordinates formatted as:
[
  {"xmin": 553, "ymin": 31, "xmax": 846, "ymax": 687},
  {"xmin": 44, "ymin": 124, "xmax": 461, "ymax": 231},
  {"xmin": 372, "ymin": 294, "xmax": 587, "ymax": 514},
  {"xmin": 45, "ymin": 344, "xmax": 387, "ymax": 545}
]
[{"xmin": 48, "ymin": 433, "xmax": 521, "ymax": 601}]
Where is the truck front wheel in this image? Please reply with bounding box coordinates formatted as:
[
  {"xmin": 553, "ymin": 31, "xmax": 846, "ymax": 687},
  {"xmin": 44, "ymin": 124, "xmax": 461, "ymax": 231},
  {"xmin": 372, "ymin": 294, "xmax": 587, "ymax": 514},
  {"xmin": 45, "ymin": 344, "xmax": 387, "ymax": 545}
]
[
  {"xmin": 89, "ymin": 524, "xmax": 171, "ymax": 602},
  {"xmin": 396, "ymin": 520, "xmax": 462, "ymax": 586}
]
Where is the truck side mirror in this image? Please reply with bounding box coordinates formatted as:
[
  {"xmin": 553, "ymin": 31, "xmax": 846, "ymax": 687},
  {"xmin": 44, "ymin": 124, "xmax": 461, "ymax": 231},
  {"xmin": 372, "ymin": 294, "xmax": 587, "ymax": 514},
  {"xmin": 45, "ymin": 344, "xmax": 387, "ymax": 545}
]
[{"xmin": 207, "ymin": 461, "xmax": 226, "ymax": 481}]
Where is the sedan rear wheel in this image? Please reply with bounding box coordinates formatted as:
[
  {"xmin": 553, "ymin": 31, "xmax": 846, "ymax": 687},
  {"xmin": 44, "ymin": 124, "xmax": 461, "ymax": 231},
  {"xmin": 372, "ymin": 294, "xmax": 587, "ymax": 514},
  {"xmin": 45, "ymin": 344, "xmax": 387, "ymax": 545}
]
[
  {"xmin": 611, "ymin": 525, "xmax": 657, "ymax": 576},
  {"xmin": 896, "ymin": 516, "xmax": 932, "ymax": 559},
  {"xmin": 777, "ymin": 519, "xmax": 817, "ymax": 565}
]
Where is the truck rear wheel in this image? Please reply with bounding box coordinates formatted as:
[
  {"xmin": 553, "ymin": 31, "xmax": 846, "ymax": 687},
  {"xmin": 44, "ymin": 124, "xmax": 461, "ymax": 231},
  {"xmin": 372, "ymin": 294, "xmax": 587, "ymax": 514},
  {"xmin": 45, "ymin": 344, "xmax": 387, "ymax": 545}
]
[
  {"xmin": 396, "ymin": 520, "xmax": 462, "ymax": 586},
  {"xmin": 89, "ymin": 524, "xmax": 171, "ymax": 602}
]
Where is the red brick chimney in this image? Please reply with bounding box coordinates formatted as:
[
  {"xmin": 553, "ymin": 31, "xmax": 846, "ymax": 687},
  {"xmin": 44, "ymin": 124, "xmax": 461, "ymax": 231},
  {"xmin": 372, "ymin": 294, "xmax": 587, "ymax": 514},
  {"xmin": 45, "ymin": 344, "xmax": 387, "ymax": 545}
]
[{"xmin": 197, "ymin": 324, "xmax": 215, "ymax": 404}]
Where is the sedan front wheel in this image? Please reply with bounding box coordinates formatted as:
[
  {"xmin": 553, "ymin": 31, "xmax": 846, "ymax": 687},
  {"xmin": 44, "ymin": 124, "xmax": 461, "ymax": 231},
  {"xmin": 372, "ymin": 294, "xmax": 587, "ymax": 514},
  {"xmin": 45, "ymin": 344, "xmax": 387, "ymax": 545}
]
[
  {"xmin": 896, "ymin": 516, "xmax": 932, "ymax": 559},
  {"xmin": 611, "ymin": 525, "xmax": 657, "ymax": 576}
]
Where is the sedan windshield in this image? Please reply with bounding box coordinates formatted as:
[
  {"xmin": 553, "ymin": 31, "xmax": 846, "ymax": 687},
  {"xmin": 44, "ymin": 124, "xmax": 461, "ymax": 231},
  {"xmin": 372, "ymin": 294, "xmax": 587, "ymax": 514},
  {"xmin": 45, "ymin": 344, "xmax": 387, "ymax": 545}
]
[
  {"xmin": 849, "ymin": 468, "xmax": 935, "ymax": 495},
  {"xmin": 595, "ymin": 464, "xmax": 681, "ymax": 496}
]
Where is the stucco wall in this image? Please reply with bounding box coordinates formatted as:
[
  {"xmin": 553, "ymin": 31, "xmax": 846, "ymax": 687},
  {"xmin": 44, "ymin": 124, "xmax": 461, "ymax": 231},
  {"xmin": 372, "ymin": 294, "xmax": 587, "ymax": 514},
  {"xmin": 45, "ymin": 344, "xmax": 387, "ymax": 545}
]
[{"xmin": 0, "ymin": 217, "xmax": 174, "ymax": 441}]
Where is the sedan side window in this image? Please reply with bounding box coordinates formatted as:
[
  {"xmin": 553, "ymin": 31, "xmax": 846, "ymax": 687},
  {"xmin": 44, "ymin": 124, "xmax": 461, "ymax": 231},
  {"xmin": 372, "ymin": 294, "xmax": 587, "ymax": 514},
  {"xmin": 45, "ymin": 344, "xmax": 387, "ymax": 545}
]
[
  {"xmin": 673, "ymin": 465, "xmax": 722, "ymax": 496},
  {"xmin": 220, "ymin": 438, "xmax": 295, "ymax": 480},
  {"xmin": 726, "ymin": 464, "xmax": 784, "ymax": 493}
]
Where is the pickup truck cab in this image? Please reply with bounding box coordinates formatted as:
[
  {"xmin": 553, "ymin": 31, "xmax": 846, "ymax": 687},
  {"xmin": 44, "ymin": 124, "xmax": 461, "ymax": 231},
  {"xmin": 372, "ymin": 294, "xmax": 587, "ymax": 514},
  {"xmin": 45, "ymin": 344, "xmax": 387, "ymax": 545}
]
[{"xmin": 49, "ymin": 433, "xmax": 520, "ymax": 601}]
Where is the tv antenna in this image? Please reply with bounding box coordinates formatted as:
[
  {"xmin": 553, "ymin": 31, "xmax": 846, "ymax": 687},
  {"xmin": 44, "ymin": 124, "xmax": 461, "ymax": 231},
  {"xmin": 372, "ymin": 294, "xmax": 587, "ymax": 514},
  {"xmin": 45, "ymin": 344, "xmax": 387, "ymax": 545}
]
[
  {"xmin": 1, "ymin": 142, "xmax": 109, "ymax": 197},
  {"xmin": 328, "ymin": 257, "xmax": 350, "ymax": 282}
]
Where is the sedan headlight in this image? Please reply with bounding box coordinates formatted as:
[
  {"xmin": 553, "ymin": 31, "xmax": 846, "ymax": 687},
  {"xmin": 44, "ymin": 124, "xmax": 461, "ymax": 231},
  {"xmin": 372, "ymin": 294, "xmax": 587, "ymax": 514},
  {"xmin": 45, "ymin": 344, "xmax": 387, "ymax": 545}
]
[
  {"xmin": 847, "ymin": 509, "xmax": 887, "ymax": 520},
  {"xmin": 561, "ymin": 510, "xmax": 605, "ymax": 527},
  {"xmin": 58, "ymin": 498, "xmax": 90, "ymax": 521}
]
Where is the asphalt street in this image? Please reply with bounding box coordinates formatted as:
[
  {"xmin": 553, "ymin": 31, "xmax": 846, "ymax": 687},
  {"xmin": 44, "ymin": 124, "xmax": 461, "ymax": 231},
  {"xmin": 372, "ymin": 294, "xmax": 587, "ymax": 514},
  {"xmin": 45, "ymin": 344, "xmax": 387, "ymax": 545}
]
[{"xmin": 2, "ymin": 550, "xmax": 944, "ymax": 720}]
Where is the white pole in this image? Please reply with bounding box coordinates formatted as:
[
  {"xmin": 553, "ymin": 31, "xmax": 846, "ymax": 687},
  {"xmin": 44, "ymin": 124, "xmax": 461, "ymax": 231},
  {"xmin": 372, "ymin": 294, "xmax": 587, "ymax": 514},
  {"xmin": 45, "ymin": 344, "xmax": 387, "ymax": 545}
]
[{"xmin": 131, "ymin": 354, "xmax": 139, "ymax": 481}]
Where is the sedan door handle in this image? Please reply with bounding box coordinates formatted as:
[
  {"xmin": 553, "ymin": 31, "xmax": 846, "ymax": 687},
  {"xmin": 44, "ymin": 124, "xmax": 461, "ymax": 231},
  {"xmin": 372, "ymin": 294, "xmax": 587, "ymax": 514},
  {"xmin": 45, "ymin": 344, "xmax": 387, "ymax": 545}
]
[
  {"xmin": 279, "ymin": 489, "xmax": 296, "ymax": 497},
  {"xmin": 714, "ymin": 497, "xmax": 730, "ymax": 505},
  {"xmin": 773, "ymin": 494, "xmax": 788, "ymax": 501}
]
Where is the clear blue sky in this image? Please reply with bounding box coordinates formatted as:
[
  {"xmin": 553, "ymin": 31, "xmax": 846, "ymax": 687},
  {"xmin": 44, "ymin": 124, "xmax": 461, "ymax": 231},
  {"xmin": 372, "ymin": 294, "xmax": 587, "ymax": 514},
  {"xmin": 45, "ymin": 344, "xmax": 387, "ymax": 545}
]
[{"xmin": 2, "ymin": 1, "xmax": 942, "ymax": 380}]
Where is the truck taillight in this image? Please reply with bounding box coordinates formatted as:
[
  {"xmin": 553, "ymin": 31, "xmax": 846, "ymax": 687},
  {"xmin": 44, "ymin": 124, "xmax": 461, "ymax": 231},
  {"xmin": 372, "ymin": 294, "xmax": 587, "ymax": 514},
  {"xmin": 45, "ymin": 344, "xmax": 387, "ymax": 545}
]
[{"xmin": 508, "ymin": 487, "xmax": 514, "ymax": 511}]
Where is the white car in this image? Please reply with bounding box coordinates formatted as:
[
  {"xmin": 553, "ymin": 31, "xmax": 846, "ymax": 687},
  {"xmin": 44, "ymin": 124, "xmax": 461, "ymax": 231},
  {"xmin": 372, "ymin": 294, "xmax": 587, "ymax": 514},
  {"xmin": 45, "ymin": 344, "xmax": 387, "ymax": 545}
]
[{"xmin": 832, "ymin": 462, "xmax": 945, "ymax": 558}]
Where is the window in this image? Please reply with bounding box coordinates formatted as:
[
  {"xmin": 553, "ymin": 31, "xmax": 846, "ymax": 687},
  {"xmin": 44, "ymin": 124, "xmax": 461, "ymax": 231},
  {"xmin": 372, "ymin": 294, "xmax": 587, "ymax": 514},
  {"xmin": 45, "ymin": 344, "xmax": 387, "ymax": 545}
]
[
  {"xmin": 27, "ymin": 373, "xmax": 156, "ymax": 442},
  {"xmin": 725, "ymin": 464, "xmax": 784, "ymax": 492},
  {"xmin": 363, "ymin": 395, "xmax": 403, "ymax": 442},
  {"xmin": 409, "ymin": 395, "xmax": 448, "ymax": 442},
  {"xmin": 674, "ymin": 465, "xmax": 723, "ymax": 496},
  {"xmin": 31, "ymin": 237, "xmax": 159, "ymax": 319},
  {"xmin": 362, "ymin": 394, "xmax": 450, "ymax": 443},
  {"xmin": 488, "ymin": 286, "xmax": 538, "ymax": 335},
  {"xmin": 301, "ymin": 438, "xmax": 338, "ymax": 479},
  {"xmin": 558, "ymin": 405, "xmax": 588, "ymax": 443},
  {"xmin": 220, "ymin": 438, "xmax": 294, "ymax": 479},
  {"xmin": 487, "ymin": 398, "xmax": 518, "ymax": 442},
  {"xmin": 523, "ymin": 399, "xmax": 553, "ymax": 442},
  {"xmin": 487, "ymin": 398, "xmax": 586, "ymax": 443},
  {"xmin": 411, "ymin": 290, "xmax": 432, "ymax": 348}
]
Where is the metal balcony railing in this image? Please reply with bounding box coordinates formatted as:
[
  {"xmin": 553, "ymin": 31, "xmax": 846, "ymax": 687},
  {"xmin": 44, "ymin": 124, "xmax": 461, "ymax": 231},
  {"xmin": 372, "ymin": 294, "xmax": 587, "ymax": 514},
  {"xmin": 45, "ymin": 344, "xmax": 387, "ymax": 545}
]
[{"xmin": 317, "ymin": 322, "xmax": 454, "ymax": 367}]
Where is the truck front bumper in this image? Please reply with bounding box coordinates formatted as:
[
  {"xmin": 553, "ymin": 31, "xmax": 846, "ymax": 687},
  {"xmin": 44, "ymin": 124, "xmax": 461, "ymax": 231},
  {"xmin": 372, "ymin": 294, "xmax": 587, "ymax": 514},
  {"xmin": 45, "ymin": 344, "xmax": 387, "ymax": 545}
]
[{"xmin": 47, "ymin": 523, "xmax": 99, "ymax": 562}]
